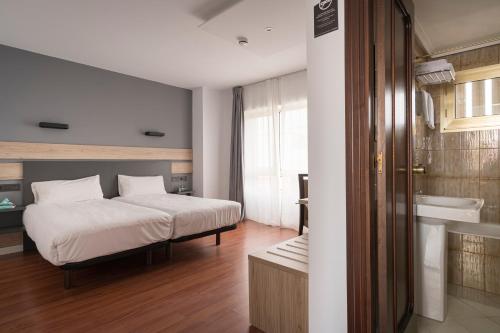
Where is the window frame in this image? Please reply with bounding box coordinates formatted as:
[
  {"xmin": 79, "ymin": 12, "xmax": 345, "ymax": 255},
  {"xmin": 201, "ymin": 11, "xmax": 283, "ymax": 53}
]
[{"xmin": 441, "ymin": 64, "xmax": 500, "ymax": 133}]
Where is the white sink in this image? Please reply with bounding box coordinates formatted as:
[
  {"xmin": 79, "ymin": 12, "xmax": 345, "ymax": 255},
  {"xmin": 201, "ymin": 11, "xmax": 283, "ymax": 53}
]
[
  {"xmin": 416, "ymin": 195, "xmax": 484, "ymax": 223},
  {"xmin": 415, "ymin": 195, "xmax": 484, "ymax": 322}
]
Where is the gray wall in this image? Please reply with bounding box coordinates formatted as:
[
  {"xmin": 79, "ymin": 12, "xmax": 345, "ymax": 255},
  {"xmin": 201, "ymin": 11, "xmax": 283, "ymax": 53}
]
[{"xmin": 0, "ymin": 45, "xmax": 192, "ymax": 148}]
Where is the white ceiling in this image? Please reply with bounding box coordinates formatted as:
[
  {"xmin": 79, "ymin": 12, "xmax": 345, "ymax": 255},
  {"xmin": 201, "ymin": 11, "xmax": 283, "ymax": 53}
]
[
  {"xmin": 0, "ymin": 0, "xmax": 307, "ymax": 89},
  {"xmin": 414, "ymin": 0, "xmax": 500, "ymax": 55},
  {"xmin": 201, "ymin": 0, "xmax": 305, "ymax": 57}
]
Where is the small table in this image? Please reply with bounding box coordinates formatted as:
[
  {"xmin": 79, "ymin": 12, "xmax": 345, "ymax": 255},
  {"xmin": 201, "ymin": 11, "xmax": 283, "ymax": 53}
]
[
  {"xmin": 0, "ymin": 206, "xmax": 26, "ymax": 253},
  {"xmin": 0, "ymin": 206, "xmax": 25, "ymax": 233}
]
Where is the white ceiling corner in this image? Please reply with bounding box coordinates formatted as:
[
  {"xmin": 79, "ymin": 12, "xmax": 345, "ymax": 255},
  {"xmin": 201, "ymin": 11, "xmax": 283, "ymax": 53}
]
[
  {"xmin": 414, "ymin": 0, "xmax": 500, "ymax": 56},
  {"xmin": 0, "ymin": 0, "xmax": 306, "ymax": 89},
  {"xmin": 414, "ymin": 18, "xmax": 433, "ymax": 55}
]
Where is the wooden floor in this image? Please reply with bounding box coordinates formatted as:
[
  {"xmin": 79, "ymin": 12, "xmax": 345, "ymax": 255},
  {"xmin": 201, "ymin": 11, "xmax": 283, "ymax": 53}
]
[{"xmin": 0, "ymin": 220, "xmax": 296, "ymax": 333}]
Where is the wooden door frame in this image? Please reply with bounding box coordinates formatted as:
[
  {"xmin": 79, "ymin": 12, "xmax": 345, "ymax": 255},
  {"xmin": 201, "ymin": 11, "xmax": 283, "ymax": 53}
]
[
  {"xmin": 345, "ymin": 0, "xmax": 375, "ymax": 331},
  {"xmin": 345, "ymin": 0, "xmax": 414, "ymax": 332},
  {"xmin": 395, "ymin": 2, "xmax": 415, "ymax": 331}
]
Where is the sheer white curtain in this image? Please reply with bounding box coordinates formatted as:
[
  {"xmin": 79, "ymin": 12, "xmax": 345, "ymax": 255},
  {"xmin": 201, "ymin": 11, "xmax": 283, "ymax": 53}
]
[{"xmin": 243, "ymin": 71, "xmax": 308, "ymax": 230}]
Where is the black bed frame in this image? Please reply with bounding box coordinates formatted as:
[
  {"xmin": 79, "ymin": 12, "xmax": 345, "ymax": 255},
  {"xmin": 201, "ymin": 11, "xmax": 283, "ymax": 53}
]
[
  {"xmin": 23, "ymin": 225, "xmax": 236, "ymax": 289},
  {"xmin": 22, "ymin": 161, "xmax": 238, "ymax": 289}
]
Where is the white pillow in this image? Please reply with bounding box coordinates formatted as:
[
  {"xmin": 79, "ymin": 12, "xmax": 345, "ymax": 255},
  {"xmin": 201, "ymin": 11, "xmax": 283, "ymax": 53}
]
[
  {"xmin": 118, "ymin": 175, "xmax": 166, "ymax": 197},
  {"xmin": 32, "ymin": 175, "xmax": 104, "ymax": 205}
]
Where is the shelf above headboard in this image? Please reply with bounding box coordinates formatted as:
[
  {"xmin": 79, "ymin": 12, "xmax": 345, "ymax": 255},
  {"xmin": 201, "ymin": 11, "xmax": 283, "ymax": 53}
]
[{"xmin": 0, "ymin": 141, "xmax": 192, "ymax": 161}]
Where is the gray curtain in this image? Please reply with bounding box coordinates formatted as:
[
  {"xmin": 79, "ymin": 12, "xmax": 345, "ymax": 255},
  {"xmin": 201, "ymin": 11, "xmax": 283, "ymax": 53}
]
[{"xmin": 229, "ymin": 86, "xmax": 245, "ymax": 218}]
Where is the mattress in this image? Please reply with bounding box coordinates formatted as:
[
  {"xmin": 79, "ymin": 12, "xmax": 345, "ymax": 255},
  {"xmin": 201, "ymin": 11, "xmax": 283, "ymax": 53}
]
[
  {"xmin": 113, "ymin": 194, "xmax": 241, "ymax": 239},
  {"xmin": 23, "ymin": 199, "xmax": 173, "ymax": 266}
]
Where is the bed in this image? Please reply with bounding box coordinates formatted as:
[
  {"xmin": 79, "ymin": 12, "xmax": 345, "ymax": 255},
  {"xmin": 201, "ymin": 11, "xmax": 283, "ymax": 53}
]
[
  {"xmin": 22, "ymin": 161, "xmax": 178, "ymax": 288},
  {"xmin": 21, "ymin": 161, "xmax": 241, "ymax": 288},
  {"xmin": 113, "ymin": 193, "xmax": 241, "ymax": 244},
  {"xmin": 24, "ymin": 199, "xmax": 173, "ymax": 267}
]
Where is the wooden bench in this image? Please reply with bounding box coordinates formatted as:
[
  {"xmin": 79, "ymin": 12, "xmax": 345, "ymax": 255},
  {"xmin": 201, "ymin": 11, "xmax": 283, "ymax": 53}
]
[{"xmin": 249, "ymin": 234, "xmax": 309, "ymax": 333}]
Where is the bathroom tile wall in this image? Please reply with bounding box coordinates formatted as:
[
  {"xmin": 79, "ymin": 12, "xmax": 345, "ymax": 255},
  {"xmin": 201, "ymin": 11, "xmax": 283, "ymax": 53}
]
[
  {"xmin": 444, "ymin": 233, "xmax": 500, "ymax": 294},
  {"xmin": 415, "ymin": 45, "xmax": 500, "ymax": 295}
]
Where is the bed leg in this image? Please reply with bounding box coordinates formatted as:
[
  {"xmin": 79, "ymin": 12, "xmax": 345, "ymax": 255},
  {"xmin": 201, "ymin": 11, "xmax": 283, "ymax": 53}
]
[
  {"xmin": 216, "ymin": 232, "xmax": 221, "ymax": 246},
  {"xmin": 64, "ymin": 270, "xmax": 71, "ymax": 289},
  {"xmin": 23, "ymin": 231, "xmax": 37, "ymax": 252},
  {"xmin": 165, "ymin": 242, "xmax": 172, "ymax": 260},
  {"xmin": 146, "ymin": 249, "xmax": 153, "ymax": 265}
]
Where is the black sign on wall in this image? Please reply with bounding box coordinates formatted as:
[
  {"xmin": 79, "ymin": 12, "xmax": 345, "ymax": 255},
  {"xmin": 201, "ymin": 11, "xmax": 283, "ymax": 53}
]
[{"xmin": 314, "ymin": 0, "xmax": 338, "ymax": 38}]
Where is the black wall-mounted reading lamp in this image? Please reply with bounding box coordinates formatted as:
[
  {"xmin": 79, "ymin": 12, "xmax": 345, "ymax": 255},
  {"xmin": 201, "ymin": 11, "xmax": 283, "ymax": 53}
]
[
  {"xmin": 144, "ymin": 131, "xmax": 165, "ymax": 137},
  {"xmin": 39, "ymin": 122, "xmax": 69, "ymax": 130}
]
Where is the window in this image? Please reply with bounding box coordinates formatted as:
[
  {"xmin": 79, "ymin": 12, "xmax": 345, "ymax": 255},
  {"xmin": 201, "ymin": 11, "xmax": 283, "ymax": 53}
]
[
  {"xmin": 455, "ymin": 78, "xmax": 500, "ymax": 118},
  {"xmin": 442, "ymin": 64, "xmax": 500, "ymax": 132},
  {"xmin": 243, "ymin": 71, "xmax": 308, "ymax": 230}
]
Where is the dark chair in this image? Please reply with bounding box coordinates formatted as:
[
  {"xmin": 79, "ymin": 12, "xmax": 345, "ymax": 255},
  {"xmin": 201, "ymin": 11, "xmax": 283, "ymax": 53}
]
[{"xmin": 298, "ymin": 174, "xmax": 308, "ymax": 236}]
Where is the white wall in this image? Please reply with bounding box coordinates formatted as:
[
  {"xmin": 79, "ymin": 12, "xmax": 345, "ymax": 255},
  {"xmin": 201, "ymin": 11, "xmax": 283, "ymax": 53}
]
[
  {"xmin": 217, "ymin": 89, "xmax": 233, "ymax": 199},
  {"xmin": 307, "ymin": 0, "xmax": 348, "ymax": 332},
  {"xmin": 192, "ymin": 87, "xmax": 204, "ymax": 197},
  {"xmin": 191, "ymin": 87, "xmax": 233, "ymax": 199}
]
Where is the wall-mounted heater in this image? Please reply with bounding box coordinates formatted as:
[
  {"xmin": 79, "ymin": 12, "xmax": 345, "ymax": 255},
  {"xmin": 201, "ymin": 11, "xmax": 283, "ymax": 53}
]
[
  {"xmin": 415, "ymin": 59, "xmax": 455, "ymax": 85},
  {"xmin": 145, "ymin": 131, "xmax": 165, "ymax": 137},
  {"xmin": 39, "ymin": 122, "xmax": 69, "ymax": 130}
]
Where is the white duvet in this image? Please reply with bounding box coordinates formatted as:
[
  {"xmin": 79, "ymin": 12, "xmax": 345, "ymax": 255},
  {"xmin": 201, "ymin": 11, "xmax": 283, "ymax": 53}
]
[
  {"xmin": 23, "ymin": 199, "xmax": 173, "ymax": 266},
  {"xmin": 113, "ymin": 194, "xmax": 241, "ymax": 239}
]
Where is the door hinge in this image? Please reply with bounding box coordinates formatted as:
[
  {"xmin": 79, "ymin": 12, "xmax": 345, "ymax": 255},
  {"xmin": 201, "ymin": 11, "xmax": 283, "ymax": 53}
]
[{"xmin": 376, "ymin": 152, "xmax": 383, "ymax": 174}]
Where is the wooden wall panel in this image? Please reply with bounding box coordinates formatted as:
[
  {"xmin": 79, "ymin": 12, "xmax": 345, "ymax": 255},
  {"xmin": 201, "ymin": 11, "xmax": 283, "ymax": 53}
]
[
  {"xmin": 171, "ymin": 162, "xmax": 193, "ymax": 174},
  {"xmin": 0, "ymin": 163, "xmax": 23, "ymax": 180},
  {"xmin": 0, "ymin": 141, "xmax": 192, "ymax": 161}
]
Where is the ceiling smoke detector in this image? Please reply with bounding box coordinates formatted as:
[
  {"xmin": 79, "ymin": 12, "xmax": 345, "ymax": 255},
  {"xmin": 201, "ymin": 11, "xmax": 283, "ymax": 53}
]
[
  {"xmin": 238, "ymin": 37, "xmax": 249, "ymax": 46},
  {"xmin": 265, "ymin": 27, "xmax": 273, "ymax": 32}
]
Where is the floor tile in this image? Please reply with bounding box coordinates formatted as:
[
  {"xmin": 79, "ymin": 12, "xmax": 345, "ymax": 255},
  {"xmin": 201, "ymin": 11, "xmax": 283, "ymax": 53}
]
[
  {"xmin": 429, "ymin": 319, "xmax": 469, "ymax": 333},
  {"xmin": 453, "ymin": 316, "xmax": 500, "ymax": 333},
  {"xmin": 415, "ymin": 315, "xmax": 468, "ymax": 333},
  {"xmin": 461, "ymin": 298, "xmax": 500, "ymax": 317},
  {"xmin": 446, "ymin": 295, "xmax": 484, "ymax": 319},
  {"xmin": 416, "ymin": 291, "xmax": 500, "ymax": 333}
]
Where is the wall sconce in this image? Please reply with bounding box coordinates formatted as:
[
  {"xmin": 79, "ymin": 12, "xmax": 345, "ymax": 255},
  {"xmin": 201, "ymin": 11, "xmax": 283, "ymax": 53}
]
[
  {"xmin": 144, "ymin": 131, "xmax": 165, "ymax": 137},
  {"xmin": 39, "ymin": 122, "xmax": 69, "ymax": 130}
]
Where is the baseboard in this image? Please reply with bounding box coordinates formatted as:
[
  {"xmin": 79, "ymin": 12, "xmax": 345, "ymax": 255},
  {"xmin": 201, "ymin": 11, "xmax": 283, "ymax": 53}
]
[{"xmin": 0, "ymin": 245, "xmax": 23, "ymax": 256}]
